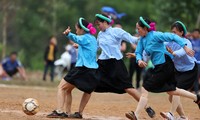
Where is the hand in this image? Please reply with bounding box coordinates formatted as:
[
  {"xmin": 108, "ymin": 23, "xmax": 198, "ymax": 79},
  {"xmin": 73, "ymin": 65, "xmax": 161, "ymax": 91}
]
[
  {"xmin": 184, "ymin": 46, "xmax": 195, "ymax": 57},
  {"xmin": 138, "ymin": 60, "xmax": 147, "ymax": 68},
  {"xmin": 63, "ymin": 26, "xmax": 71, "ymax": 35},
  {"xmin": 73, "ymin": 43, "xmax": 78, "ymax": 49},
  {"xmin": 166, "ymin": 46, "xmax": 173, "ymax": 54},
  {"xmin": 166, "ymin": 47, "xmax": 176, "ymax": 56},
  {"xmin": 126, "ymin": 53, "xmax": 136, "ymax": 58}
]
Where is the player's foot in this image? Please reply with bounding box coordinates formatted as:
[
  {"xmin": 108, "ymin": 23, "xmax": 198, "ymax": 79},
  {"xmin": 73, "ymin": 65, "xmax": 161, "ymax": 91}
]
[
  {"xmin": 70, "ymin": 112, "xmax": 83, "ymax": 119},
  {"xmin": 176, "ymin": 116, "xmax": 189, "ymax": 120},
  {"xmin": 160, "ymin": 112, "xmax": 174, "ymax": 120},
  {"xmin": 194, "ymin": 94, "xmax": 200, "ymax": 109},
  {"xmin": 145, "ymin": 107, "xmax": 155, "ymax": 118},
  {"xmin": 125, "ymin": 111, "xmax": 137, "ymax": 120},
  {"xmin": 46, "ymin": 110, "xmax": 68, "ymax": 118}
]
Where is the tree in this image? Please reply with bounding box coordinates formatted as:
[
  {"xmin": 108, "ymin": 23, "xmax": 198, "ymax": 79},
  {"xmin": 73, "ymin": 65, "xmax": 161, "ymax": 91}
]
[
  {"xmin": 152, "ymin": 0, "xmax": 200, "ymax": 31},
  {"xmin": 0, "ymin": 0, "xmax": 199, "ymax": 70}
]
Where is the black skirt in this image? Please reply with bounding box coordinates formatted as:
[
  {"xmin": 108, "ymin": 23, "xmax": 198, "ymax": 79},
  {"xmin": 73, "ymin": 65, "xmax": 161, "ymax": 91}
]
[
  {"xmin": 143, "ymin": 55, "xmax": 177, "ymax": 93},
  {"xmin": 175, "ymin": 63, "xmax": 198, "ymax": 90},
  {"xmin": 94, "ymin": 59, "xmax": 133, "ymax": 94},
  {"xmin": 64, "ymin": 66, "xmax": 100, "ymax": 94}
]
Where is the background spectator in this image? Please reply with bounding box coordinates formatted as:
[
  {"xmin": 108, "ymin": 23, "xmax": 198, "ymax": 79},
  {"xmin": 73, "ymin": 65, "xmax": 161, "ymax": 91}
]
[
  {"xmin": 0, "ymin": 52, "xmax": 27, "ymax": 80},
  {"xmin": 43, "ymin": 36, "xmax": 58, "ymax": 82},
  {"xmin": 190, "ymin": 28, "xmax": 200, "ymax": 94}
]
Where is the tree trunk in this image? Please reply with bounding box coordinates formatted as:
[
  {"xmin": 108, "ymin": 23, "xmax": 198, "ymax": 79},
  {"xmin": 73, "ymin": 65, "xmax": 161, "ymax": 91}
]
[
  {"xmin": 196, "ymin": 11, "xmax": 200, "ymax": 28},
  {"xmin": 2, "ymin": 0, "xmax": 8, "ymax": 58},
  {"xmin": 52, "ymin": 0, "xmax": 57, "ymax": 35}
]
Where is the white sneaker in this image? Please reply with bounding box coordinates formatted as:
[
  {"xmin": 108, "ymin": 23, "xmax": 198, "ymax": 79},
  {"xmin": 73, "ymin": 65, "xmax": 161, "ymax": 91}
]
[
  {"xmin": 160, "ymin": 112, "xmax": 175, "ymax": 120},
  {"xmin": 176, "ymin": 116, "xmax": 188, "ymax": 120}
]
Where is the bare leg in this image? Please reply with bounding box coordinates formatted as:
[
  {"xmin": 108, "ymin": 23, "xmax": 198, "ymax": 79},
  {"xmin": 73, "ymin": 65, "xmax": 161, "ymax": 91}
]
[
  {"xmin": 168, "ymin": 95, "xmax": 186, "ymax": 117},
  {"xmin": 125, "ymin": 88, "xmax": 150, "ymax": 108},
  {"xmin": 65, "ymin": 87, "xmax": 74, "ymax": 114},
  {"xmin": 78, "ymin": 93, "xmax": 91, "ymax": 114},
  {"xmin": 125, "ymin": 88, "xmax": 140, "ymax": 102},
  {"xmin": 170, "ymin": 95, "xmax": 180, "ymax": 114},
  {"xmin": 57, "ymin": 79, "xmax": 75, "ymax": 112},
  {"xmin": 167, "ymin": 88, "xmax": 197, "ymax": 101},
  {"xmin": 134, "ymin": 87, "xmax": 148, "ymax": 118}
]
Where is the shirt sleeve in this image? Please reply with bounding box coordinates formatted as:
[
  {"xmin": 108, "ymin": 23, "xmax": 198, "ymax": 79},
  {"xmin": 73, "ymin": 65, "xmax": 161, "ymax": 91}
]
[
  {"xmin": 66, "ymin": 33, "xmax": 89, "ymax": 45},
  {"xmin": 154, "ymin": 32, "xmax": 187, "ymax": 47},
  {"xmin": 1, "ymin": 58, "xmax": 7, "ymax": 65},
  {"xmin": 173, "ymin": 48, "xmax": 186, "ymax": 57},
  {"xmin": 173, "ymin": 39, "xmax": 192, "ymax": 58},
  {"xmin": 135, "ymin": 39, "xmax": 144, "ymax": 63},
  {"xmin": 114, "ymin": 28, "xmax": 138, "ymax": 44},
  {"xmin": 17, "ymin": 60, "xmax": 23, "ymax": 67}
]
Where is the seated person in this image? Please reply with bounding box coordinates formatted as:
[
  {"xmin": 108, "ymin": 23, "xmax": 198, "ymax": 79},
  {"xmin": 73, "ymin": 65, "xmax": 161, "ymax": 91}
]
[{"xmin": 0, "ymin": 52, "xmax": 27, "ymax": 80}]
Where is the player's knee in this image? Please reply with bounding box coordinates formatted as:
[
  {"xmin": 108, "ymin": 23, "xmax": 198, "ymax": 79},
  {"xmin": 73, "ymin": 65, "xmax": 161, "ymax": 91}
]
[
  {"xmin": 168, "ymin": 95, "xmax": 173, "ymax": 102},
  {"xmin": 57, "ymin": 84, "xmax": 66, "ymax": 90},
  {"xmin": 141, "ymin": 93, "xmax": 148, "ymax": 98},
  {"xmin": 66, "ymin": 88, "xmax": 73, "ymax": 93},
  {"xmin": 167, "ymin": 91, "xmax": 175, "ymax": 95}
]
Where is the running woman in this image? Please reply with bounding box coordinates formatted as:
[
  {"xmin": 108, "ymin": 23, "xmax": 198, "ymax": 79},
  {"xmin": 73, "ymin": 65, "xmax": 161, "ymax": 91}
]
[
  {"xmin": 160, "ymin": 21, "xmax": 198, "ymax": 120},
  {"xmin": 94, "ymin": 13, "xmax": 155, "ymax": 118},
  {"xmin": 47, "ymin": 17, "xmax": 99, "ymax": 119},
  {"xmin": 125, "ymin": 17, "xmax": 200, "ymax": 120}
]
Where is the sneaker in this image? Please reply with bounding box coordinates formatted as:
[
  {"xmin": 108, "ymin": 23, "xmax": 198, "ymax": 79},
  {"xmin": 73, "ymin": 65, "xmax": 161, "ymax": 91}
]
[
  {"xmin": 194, "ymin": 94, "xmax": 200, "ymax": 109},
  {"xmin": 46, "ymin": 110, "xmax": 68, "ymax": 118},
  {"xmin": 145, "ymin": 107, "xmax": 155, "ymax": 118},
  {"xmin": 176, "ymin": 116, "xmax": 188, "ymax": 120},
  {"xmin": 125, "ymin": 111, "xmax": 137, "ymax": 120},
  {"xmin": 160, "ymin": 112, "xmax": 174, "ymax": 120},
  {"xmin": 2, "ymin": 77, "xmax": 11, "ymax": 81},
  {"xmin": 70, "ymin": 112, "xmax": 83, "ymax": 119}
]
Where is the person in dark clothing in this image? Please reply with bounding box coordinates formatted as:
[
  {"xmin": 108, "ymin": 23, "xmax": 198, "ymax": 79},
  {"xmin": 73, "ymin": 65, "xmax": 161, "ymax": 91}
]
[
  {"xmin": 129, "ymin": 43, "xmax": 143, "ymax": 89},
  {"xmin": 0, "ymin": 52, "xmax": 27, "ymax": 80},
  {"xmin": 43, "ymin": 36, "xmax": 58, "ymax": 81}
]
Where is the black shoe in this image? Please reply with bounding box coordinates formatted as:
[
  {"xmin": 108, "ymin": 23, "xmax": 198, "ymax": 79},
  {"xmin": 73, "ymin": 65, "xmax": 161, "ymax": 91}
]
[
  {"xmin": 194, "ymin": 94, "xmax": 200, "ymax": 109},
  {"xmin": 125, "ymin": 111, "xmax": 137, "ymax": 120},
  {"xmin": 70, "ymin": 112, "xmax": 83, "ymax": 119},
  {"xmin": 46, "ymin": 110, "xmax": 68, "ymax": 118},
  {"xmin": 145, "ymin": 107, "xmax": 155, "ymax": 118}
]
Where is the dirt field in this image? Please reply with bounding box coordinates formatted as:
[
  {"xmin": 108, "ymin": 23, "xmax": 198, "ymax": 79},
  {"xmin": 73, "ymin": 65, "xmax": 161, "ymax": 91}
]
[{"xmin": 0, "ymin": 84, "xmax": 199, "ymax": 120}]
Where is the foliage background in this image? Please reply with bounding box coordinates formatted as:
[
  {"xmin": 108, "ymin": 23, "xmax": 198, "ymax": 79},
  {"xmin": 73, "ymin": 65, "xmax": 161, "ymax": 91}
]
[{"xmin": 0, "ymin": 0, "xmax": 199, "ymax": 70}]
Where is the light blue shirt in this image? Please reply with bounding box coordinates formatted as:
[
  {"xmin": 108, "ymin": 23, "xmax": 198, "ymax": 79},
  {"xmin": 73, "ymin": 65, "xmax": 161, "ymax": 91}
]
[
  {"xmin": 66, "ymin": 33, "xmax": 98, "ymax": 69},
  {"xmin": 166, "ymin": 38, "xmax": 196, "ymax": 72},
  {"xmin": 190, "ymin": 38, "xmax": 200, "ymax": 61},
  {"xmin": 97, "ymin": 27, "xmax": 138, "ymax": 60},
  {"xmin": 136, "ymin": 31, "xmax": 187, "ymax": 66}
]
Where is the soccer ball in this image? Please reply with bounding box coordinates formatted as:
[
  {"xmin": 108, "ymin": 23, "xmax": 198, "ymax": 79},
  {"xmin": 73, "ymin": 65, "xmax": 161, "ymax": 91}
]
[{"xmin": 22, "ymin": 98, "xmax": 39, "ymax": 115}]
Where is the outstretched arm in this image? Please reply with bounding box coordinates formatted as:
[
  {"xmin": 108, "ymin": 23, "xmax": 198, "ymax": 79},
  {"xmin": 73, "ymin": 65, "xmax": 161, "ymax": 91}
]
[
  {"xmin": 63, "ymin": 26, "xmax": 71, "ymax": 35},
  {"xmin": 17, "ymin": 67, "xmax": 27, "ymax": 80},
  {"xmin": 183, "ymin": 46, "xmax": 194, "ymax": 57},
  {"xmin": 126, "ymin": 53, "xmax": 136, "ymax": 58},
  {"xmin": 156, "ymin": 32, "xmax": 194, "ymax": 57},
  {"xmin": 63, "ymin": 27, "xmax": 89, "ymax": 45},
  {"xmin": 114, "ymin": 28, "xmax": 139, "ymax": 44}
]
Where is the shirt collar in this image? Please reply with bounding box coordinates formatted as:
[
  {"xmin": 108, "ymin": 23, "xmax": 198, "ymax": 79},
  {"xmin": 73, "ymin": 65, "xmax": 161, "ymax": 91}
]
[{"xmin": 103, "ymin": 26, "xmax": 111, "ymax": 32}]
